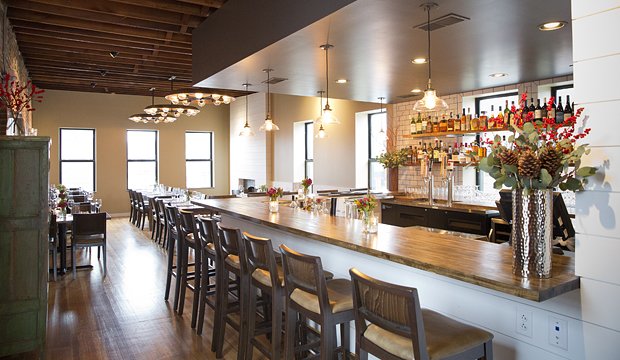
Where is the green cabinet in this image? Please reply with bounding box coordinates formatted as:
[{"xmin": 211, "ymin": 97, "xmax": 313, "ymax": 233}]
[{"xmin": 0, "ymin": 136, "xmax": 50, "ymax": 357}]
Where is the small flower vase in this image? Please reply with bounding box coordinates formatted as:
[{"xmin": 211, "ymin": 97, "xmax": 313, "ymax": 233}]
[
  {"xmin": 60, "ymin": 208, "xmax": 67, "ymax": 218},
  {"xmin": 269, "ymin": 200, "xmax": 279, "ymax": 213},
  {"xmin": 298, "ymin": 188, "xmax": 306, "ymax": 201},
  {"xmin": 361, "ymin": 211, "xmax": 378, "ymax": 233}
]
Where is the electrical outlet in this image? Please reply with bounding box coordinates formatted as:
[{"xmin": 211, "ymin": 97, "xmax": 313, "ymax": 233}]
[
  {"xmin": 516, "ymin": 306, "xmax": 533, "ymax": 337},
  {"xmin": 549, "ymin": 316, "xmax": 568, "ymax": 350}
]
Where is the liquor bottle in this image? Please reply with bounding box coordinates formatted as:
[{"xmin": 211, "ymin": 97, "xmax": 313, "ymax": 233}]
[
  {"xmin": 555, "ymin": 96, "xmax": 564, "ymax": 124},
  {"xmin": 454, "ymin": 110, "xmax": 461, "ymax": 131},
  {"xmin": 421, "ymin": 114, "xmax": 428, "ymax": 133},
  {"xmin": 439, "ymin": 114, "xmax": 448, "ymax": 132},
  {"xmin": 522, "ymin": 98, "xmax": 529, "ymax": 122},
  {"xmin": 410, "ymin": 115, "xmax": 416, "ymax": 134},
  {"xmin": 426, "ymin": 116, "xmax": 433, "ymax": 133},
  {"xmin": 432, "ymin": 116, "xmax": 440, "ymax": 133},
  {"xmin": 479, "ymin": 111, "xmax": 488, "ymax": 130},
  {"xmin": 447, "ymin": 112, "xmax": 455, "ymax": 132},
  {"xmin": 504, "ymin": 100, "xmax": 510, "ymax": 122},
  {"xmin": 529, "ymin": 97, "xmax": 536, "ymax": 117},
  {"xmin": 466, "ymin": 108, "xmax": 472, "ymax": 131},
  {"xmin": 548, "ymin": 97, "xmax": 556, "ymax": 120},
  {"xmin": 460, "ymin": 108, "xmax": 466, "ymax": 131},
  {"xmin": 489, "ymin": 106, "xmax": 496, "ymax": 129},
  {"xmin": 433, "ymin": 140, "xmax": 440, "ymax": 163},
  {"xmin": 416, "ymin": 112, "xmax": 423, "ymax": 134},
  {"xmin": 534, "ymin": 99, "xmax": 543, "ymax": 121},
  {"xmin": 407, "ymin": 146, "xmax": 414, "ymax": 165},
  {"xmin": 412, "ymin": 145, "xmax": 418, "ymax": 164},
  {"xmin": 471, "ymin": 113, "xmax": 480, "ymax": 131},
  {"xmin": 509, "ymin": 101, "xmax": 516, "ymax": 128},
  {"xmin": 541, "ymin": 97, "xmax": 548, "ymax": 119},
  {"xmin": 497, "ymin": 106, "xmax": 504, "ymax": 129},
  {"xmin": 563, "ymin": 95, "xmax": 572, "ymax": 121}
]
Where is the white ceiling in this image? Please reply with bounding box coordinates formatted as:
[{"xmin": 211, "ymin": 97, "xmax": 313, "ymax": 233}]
[{"xmin": 194, "ymin": 0, "xmax": 573, "ymax": 104}]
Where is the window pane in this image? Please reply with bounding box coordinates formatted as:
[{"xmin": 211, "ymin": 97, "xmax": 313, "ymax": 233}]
[
  {"xmin": 127, "ymin": 130, "xmax": 157, "ymax": 160},
  {"xmin": 186, "ymin": 132, "xmax": 212, "ymax": 160},
  {"xmin": 555, "ymin": 87, "xmax": 574, "ymax": 104},
  {"xmin": 369, "ymin": 112, "xmax": 387, "ymax": 158},
  {"xmin": 128, "ymin": 161, "xmax": 157, "ymax": 189},
  {"xmin": 478, "ymin": 93, "xmax": 518, "ymax": 116},
  {"xmin": 369, "ymin": 162, "xmax": 386, "ymax": 191},
  {"xmin": 305, "ymin": 161, "xmax": 313, "ymax": 180},
  {"xmin": 186, "ymin": 161, "xmax": 212, "ymax": 188},
  {"xmin": 60, "ymin": 162, "xmax": 94, "ymax": 192},
  {"xmin": 60, "ymin": 129, "xmax": 94, "ymax": 160},
  {"xmin": 305, "ymin": 123, "xmax": 313, "ymax": 160}
]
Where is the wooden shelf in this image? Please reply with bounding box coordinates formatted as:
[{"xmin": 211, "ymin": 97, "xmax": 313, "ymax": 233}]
[
  {"xmin": 403, "ymin": 161, "xmax": 473, "ymax": 167},
  {"xmin": 402, "ymin": 127, "xmax": 512, "ymax": 139}
]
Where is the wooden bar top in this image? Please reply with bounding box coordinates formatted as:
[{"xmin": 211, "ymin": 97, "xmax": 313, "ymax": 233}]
[{"xmin": 192, "ymin": 197, "xmax": 579, "ymax": 302}]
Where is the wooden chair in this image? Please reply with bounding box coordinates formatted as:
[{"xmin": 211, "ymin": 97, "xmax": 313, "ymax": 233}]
[
  {"xmin": 177, "ymin": 209, "xmax": 201, "ymax": 328},
  {"xmin": 71, "ymin": 212, "xmax": 107, "ymax": 279},
  {"xmin": 70, "ymin": 194, "xmax": 86, "ymax": 203},
  {"xmin": 349, "ymin": 268, "xmax": 494, "ymax": 360},
  {"xmin": 128, "ymin": 190, "xmax": 135, "ymax": 223},
  {"xmin": 163, "ymin": 204, "xmax": 181, "ymax": 309},
  {"xmin": 155, "ymin": 199, "xmax": 168, "ymax": 247},
  {"xmin": 49, "ymin": 212, "xmax": 58, "ymax": 281},
  {"xmin": 136, "ymin": 192, "xmax": 150, "ymax": 230},
  {"xmin": 195, "ymin": 216, "xmax": 220, "ymax": 335},
  {"xmin": 280, "ymin": 244, "xmax": 354, "ymax": 360},
  {"xmin": 130, "ymin": 190, "xmax": 140, "ymax": 225},
  {"xmin": 149, "ymin": 197, "xmax": 158, "ymax": 241}
]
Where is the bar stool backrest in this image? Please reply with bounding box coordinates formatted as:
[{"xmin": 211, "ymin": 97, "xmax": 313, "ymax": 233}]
[
  {"xmin": 279, "ymin": 244, "xmax": 331, "ymax": 314},
  {"xmin": 164, "ymin": 204, "xmax": 179, "ymax": 239},
  {"xmin": 196, "ymin": 216, "xmax": 219, "ymax": 255},
  {"xmin": 156, "ymin": 199, "xmax": 166, "ymax": 220},
  {"xmin": 178, "ymin": 209, "xmax": 198, "ymax": 242},
  {"xmin": 243, "ymin": 232, "xmax": 279, "ymax": 287},
  {"xmin": 349, "ymin": 267, "xmax": 428, "ymax": 360},
  {"xmin": 136, "ymin": 192, "xmax": 145, "ymax": 206},
  {"xmin": 216, "ymin": 223, "xmax": 246, "ymax": 273}
]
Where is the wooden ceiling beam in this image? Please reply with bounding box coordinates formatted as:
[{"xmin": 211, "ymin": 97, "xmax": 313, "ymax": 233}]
[
  {"xmin": 23, "ymin": 57, "xmax": 192, "ymax": 77},
  {"xmin": 21, "ymin": 0, "xmax": 205, "ymax": 28},
  {"xmin": 16, "ymin": 34, "xmax": 191, "ymax": 60},
  {"xmin": 29, "ymin": 74, "xmax": 193, "ymax": 90},
  {"xmin": 11, "ymin": 20, "xmax": 191, "ymax": 50},
  {"xmin": 177, "ymin": 0, "xmax": 225, "ymax": 8},
  {"xmin": 7, "ymin": 7, "xmax": 192, "ymax": 43},
  {"xmin": 32, "ymin": 82, "xmax": 169, "ymax": 97},
  {"xmin": 26, "ymin": 64, "xmax": 192, "ymax": 83},
  {"xmin": 7, "ymin": 0, "xmax": 193, "ymax": 34},
  {"xmin": 110, "ymin": 0, "xmax": 219, "ymax": 16}
]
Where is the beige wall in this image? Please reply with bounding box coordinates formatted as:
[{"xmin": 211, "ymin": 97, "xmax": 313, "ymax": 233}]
[{"xmin": 34, "ymin": 89, "xmax": 230, "ymax": 214}]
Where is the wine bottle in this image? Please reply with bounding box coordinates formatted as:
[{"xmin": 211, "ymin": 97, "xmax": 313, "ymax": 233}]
[
  {"xmin": 509, "ymin": 101, "xmax": 516, "ymax": 128},
  {"xmin": 416, "ymin": 112, "xmax": 423, "ymax": 134},
  {"xmin": 410, "ymin": 115, "xmax": 416, "ymax": 134},
  {"xmin": 421, "ymin": 114, "xmax": 428, "ymax": 133},
  {"xmin": 555, "ymin": 96, "xmax": 564, "ymax": 124},
  {"xmin": 433, "ymin": 140, "xmax": 440, "ymax": 163},
  {"xmin": 534, "ymin": 99, "xmax": 543, "ymax": 121},
  {"xmin": 563, "ymin": 95, "xmax": 572, "ymax": 121},
  {"xmin": 541, "ymin": 97, "xmax": 548, "ymax": 119},
  {"xmin": 529, "ymin": 97, "xmax": 536, "ymax": 116},
  {"xmin": 548, "ymin": 97, "xmax": 556, "ymax": 120},
  {"xmin": 523, "ymin": 98, "xmax": 529, "ymax": 122}
]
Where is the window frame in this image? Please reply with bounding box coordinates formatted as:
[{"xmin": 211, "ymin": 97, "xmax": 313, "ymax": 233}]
[
  {"xmin": 304, "ymin": 122, "xmax": 313, "ymax": 179},
  {"xmin": 367, "ymin": 111, "xmax": 386, "ymax": 190},
  {"xmin": 551, "ymin": 84, "xmax": 573, "ymax": 101},
  {"xmin": 126, "ymin": 129, "xmax": 159, "ymax": 190},
  {"xmin": 185, "ymin": 130, "xmax": 214, "ymax": 189},
  {"xmin": 59, "ymin": 127, "xmax": 96, "ymax": 191},
  {"xmin": 474, "ymin": 91, "xmax": 519, "ymax": 116}
]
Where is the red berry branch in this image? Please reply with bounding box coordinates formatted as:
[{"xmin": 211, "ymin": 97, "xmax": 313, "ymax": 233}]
[{"xmin": 0, "ymin": 73, "xmax": 45, "ymax": 135}]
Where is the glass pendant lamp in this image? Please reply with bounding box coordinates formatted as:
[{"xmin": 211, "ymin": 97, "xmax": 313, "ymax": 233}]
[
  {"xmin": 319, "ymin": 44, "xmax": 340, "ymax": 125},
  {"xmin": 259, "ymin": 68, "xmax": 280, "ymax": 131},
  {"xmin": 315, "ymin": 90, "xmax": 328, "ymax": 138},
  {"xmin": 239, "ymin": 83, "xmax": 255, "ymax": 136}
]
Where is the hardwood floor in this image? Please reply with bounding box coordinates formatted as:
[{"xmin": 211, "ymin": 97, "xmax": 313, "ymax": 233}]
[{"xmin": 9, "ymin": 217, "xmax": 263, "ymax": 360}]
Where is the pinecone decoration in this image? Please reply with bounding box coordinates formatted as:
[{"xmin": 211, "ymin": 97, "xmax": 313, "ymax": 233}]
[
  {"xmin": 497, "ymin": 149, "xmax": 518, "ymax": 166},
  {"xmin": 539, "ymin": 146, "xmax": 563, "ymax": 175},
  {"xmin": 518, "ymin": 149, "xmax": 541, "ymax": 178}
]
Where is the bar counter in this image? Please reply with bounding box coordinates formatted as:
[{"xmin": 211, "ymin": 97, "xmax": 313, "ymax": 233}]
[{"xmin": 193, "ymin": 197, "xmax": 578, "ymax": 302}]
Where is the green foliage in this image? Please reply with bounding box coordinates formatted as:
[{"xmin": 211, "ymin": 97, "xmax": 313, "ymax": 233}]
[{"xmin": 377, "ymin": 148, "xmax": 409, "ymax": 169}]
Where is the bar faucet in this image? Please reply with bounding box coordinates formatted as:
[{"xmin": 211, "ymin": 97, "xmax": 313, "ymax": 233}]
[
  {"xmin": 445, "ymin": 168, "xmax": 454, "ymax": 207},
  {"xmin": 423, "ymin": 155, "xmax": 434, "ymax": 206}
]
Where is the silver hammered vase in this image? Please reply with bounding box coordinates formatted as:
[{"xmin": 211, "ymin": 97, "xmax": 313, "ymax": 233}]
[{"xmin": 511, "ymin": 189, "xmax": 553, "ymax": 278}]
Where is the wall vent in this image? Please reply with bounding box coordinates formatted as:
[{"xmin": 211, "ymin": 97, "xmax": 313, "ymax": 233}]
[
  {"xmin": 398, "ymin": 93, "xmax": 422, "ymax": 99},
  {"xmin": 262, "ymin": 77, "xmax": 288, "ymax": 85},
  {"xmin": 414, "ymin": 13, "xmax": 469, "ymax": 31}
]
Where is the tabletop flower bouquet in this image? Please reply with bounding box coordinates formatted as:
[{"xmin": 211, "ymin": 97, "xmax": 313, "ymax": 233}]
[
  {"xmin": 267, "ymin": 186, "xmax": 284, "ymax": 213},
  {"xmin": 0, "ymin": 73, "xmax": 44, "ymax": 135},
  {"xmin": 300, "ymin": 177, "xmax": 312, "ymax": 196},
  {"xmin": 354, "ymin": 195, "xmax": 378, "ymax": 233},
  {"xmin": 476, "ymin": 93, "xmax": 597, "ymax": 278},
  {"xmin": 56, "ymin": 184, "xmax": 68, "ymax": 216}
]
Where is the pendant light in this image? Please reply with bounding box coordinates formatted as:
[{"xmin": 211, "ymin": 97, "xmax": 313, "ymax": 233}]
[
  {"xmin": 165, "ymin": 88, "xmax": 235, "ymax": 107},
  {"xmin": 239, "ymin": 83, "xmax": 255, "ymax": 137},
  {"xmin": 259, "ymin": 68, "xmax": 279, "ymax": 131},
  {"xmin": 319, "ymin": 43, "xmax": 340, "ymax": 125},
  {"xmin": 315, "ymin": 90, "xmax": 327, "ymax": 139},
  {"xmin": 413, "ymin": 2, "xmax": 448, "ymax": 113},
  {"xmin": 129, "ymin": 88, "xmax": 176, "ymax": 123},
  {"xmin": 144, "ymin": 76, "xmax": 200, "ymax": 119},
  {"xmin": 378, "ymin": 96, "xmax": 388, "ymax": 141}
]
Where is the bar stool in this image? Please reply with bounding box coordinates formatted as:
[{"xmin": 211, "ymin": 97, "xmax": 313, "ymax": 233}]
[
  {"xmin": 212, "ymin": 223, "xmax": 247, "ymax": 358},
  {"xmin": 177, "ymin": 209, "xmax": 201, "ymax": 328},
  {"xmin": 136, "ymin": 192, "xmax": 150, "ymax": 230},
  {"xmin": 280, "ymin": 244, "xmax": 354, "ymax": 360},
  {"xmin": 195, "ymin": 215, "xmax": 220, "ymax": 335},
  {"xmin": 349, "ymin": 268, "xmax": 494, "ymax": 360},
  {"xmin": 149, "ymin": 197, "xmax": 158, "ymax": 240},
  {"xmin": 156, "ymin": 199, "xmax": 168, "ymax": 247},
  {"xmin": 129, "ymin": 190, "xmax": 138, "ymax": 225},
  {"xmin": 163, "ymin": 204, "xmax": 181, "ymax": 309}
]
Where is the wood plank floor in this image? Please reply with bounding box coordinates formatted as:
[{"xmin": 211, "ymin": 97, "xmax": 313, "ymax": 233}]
[{"xmin": 8, "ymin": 217, "xmax": 266, "ymax": 360}]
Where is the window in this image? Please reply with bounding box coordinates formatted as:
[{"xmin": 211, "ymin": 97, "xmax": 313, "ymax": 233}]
[
  {"xmin": 368, "ymin": 111, "xmax": 387, "ymax": 190},
  {"xmin": 304, "ymin": 122, "xmax": 313, "ymax": 179},
  {"xmin": 475, "ymin": 91, "xmax": 519, "ymax": 117},
  {"xmin": 551, "ymin": 84, "xmax": 574, "ymax": 106},
  {"xmin": 185, "ymin": 131, "xmax": 213, "ymax": 188},
  {"xmin": 127, "ymin": 130, "xmax": 158, "ymax": 190},
  {"xmin": 59, "ymin": 128, "xmax": 95, "ymax": 191}
]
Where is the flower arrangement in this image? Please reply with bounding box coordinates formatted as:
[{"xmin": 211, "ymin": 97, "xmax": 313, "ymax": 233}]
[
  {"xmin": 266, "ymin": 187, "xmax": 284, "ymax": 201},
  {"xmin": 0, "ymin": 73, "xmax": 44, "ymax": 135},
  {"xmin": 301, "ymin": 177, "xmax": 312, "ymax": 190},
  {"xmin": 354, "ymin": 195, "xmax": 377, "ymax": 215},
  {"xmin": 56, "ymin": 184, "xmax": 68, "ymax": 209},
  {"xmin": 478, "ymin": 93, "xmax": 597, "ymax": 193},
  {"xmin": 377, "ymin": 148, "xmax": 408, "ymax": 169}
]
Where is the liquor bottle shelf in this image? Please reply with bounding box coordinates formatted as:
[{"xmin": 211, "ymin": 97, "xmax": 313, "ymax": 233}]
[{"xmin": 402, "ymin": 127, "xmax": 512, "ymax": 139}]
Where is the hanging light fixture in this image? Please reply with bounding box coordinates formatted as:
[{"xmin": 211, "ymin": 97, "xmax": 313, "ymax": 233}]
[
  {"xmin": 377, "ymin": 96, "xmax": 388, "ymax": 141},
  {"xmin": 144, "ymin": 76, "xmax": 200, "ymax": 119},
  {"xmin": 129, "ymin": 88, "xmax": 176, "ymax": 124},
  {"xmin": 319, "ymin": 43, "xmax": 340, "ymax": 125},
  {"xmin": 259, "ymin": 68, "xmax": 279, "ymax": 131},
  {"xmin": 315, "ymin": 90, "xmax": 327, "ymax": 139},
  {"xmin": 413, "ymin": 3, "xmax": 448, "ymax": 113},
  {"xmin": 165, "ymin": 88, "xmax": 235, "ymax": 107},
  {"xmin": 239, "ymin": 83, "xmax": 255, "ymax": 137}
]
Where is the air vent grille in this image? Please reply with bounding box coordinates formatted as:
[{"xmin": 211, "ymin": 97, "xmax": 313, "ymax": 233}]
[
  {"xmin": 398, "ymin": 93, "xmax": 422, "ymax": 99},
  {"xmin": 414, "ymin": 13, "xmax": 469, "ymax": 31},
  {"xmin": 262, "ymin": 77, "xmax": 288, "ymax": 85}
]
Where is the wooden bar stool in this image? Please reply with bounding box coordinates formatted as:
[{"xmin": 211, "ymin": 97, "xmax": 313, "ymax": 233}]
[
  {"xmin": 155, "ymin": 199, "xmax": 167, "ymax": 247},
  {"xmin": 195, "ymin": 215, "xmax": 220, "ymax": 335},
  {"xmin": 280, "ymin": 244, "xmax": 354, "ymax": 360},
  {"xmin": 212, "ymin": 223, "xmax": 247, "ymax": 359},
  {"xmin": 349, "ymin": 268, "xmax": 494, "ymax": 360},
  {"xmin": 163, "ymin": 204, "xmax": 181, "ymax": 309},
  {"xmin": 177, "ymin": 209, "xmax": 201, "ymax": 328}
]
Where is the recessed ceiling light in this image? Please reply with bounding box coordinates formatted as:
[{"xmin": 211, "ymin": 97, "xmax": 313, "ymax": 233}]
[
  {"xmin": 411, "ymin": 88, "xmax": 422, "ymax": 93},
  {"xmin": 539, "ymin": 21, "xmax": 566, "ymax": 31},
  {"xmin": 412, "ymin": 58, "xmax": 427, "ymax": 64},
  {"xmin": 489, "ymin": 72, "xmax": 508, "ymax": 78},
  {"xmin": 336, "ymin": 79, "xmax": 348, "ymax": 84}
]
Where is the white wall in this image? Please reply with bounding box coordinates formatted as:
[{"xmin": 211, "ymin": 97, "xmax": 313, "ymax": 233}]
[{"xmin": 572, "ymin": 1, "xmax": 620, "ymax": 357}]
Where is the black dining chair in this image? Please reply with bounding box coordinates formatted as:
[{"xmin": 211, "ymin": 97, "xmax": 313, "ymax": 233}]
[{"xmin": 71, "ymin": 212, "xmax": 107, "ymax": 279}]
